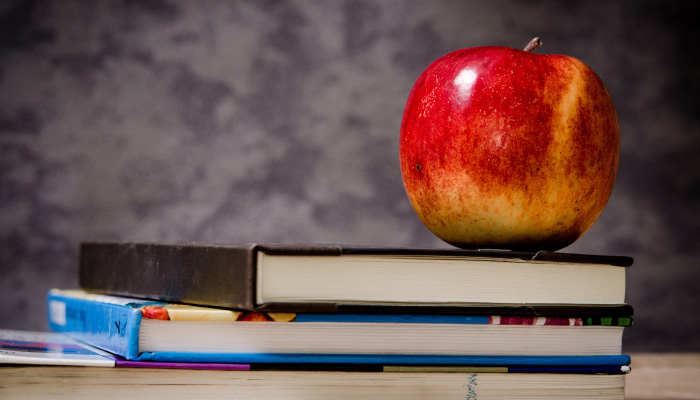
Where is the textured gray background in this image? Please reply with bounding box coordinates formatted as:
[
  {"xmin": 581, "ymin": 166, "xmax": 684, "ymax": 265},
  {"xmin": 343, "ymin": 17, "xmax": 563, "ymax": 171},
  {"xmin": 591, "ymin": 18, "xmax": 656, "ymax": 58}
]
[{"xmin": 1, "ymin": 0, "xmax": 698, "ymax": 351}]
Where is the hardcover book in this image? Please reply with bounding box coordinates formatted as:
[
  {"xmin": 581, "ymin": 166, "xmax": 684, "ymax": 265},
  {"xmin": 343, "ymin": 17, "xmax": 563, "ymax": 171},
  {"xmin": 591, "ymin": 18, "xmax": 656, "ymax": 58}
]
[
  {"xmin": 78, "ymin": 242, "xmax": 633, "ymax": 312},
  {"xmin": 47, "ymin": 289, "xmax": 631, "ymax": 367}
]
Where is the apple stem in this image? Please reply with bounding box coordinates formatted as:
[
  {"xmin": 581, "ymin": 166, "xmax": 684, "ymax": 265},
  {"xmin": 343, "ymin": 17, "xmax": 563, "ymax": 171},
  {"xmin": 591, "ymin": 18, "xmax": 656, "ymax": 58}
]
[{"xmin": 524, "ymin": 37, "xmax": 542, "ymax": 52}]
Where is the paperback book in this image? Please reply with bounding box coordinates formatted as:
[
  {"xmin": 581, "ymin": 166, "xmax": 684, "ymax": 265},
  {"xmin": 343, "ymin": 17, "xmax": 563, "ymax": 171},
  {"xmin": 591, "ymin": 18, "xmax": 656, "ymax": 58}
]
[
  {"xmin": 0, "ymin": 329, "xmax": 248, "ymax": 370},
  {"xmin": 47, "ymin": 289, "xmax": 631, "ymax": 367}
]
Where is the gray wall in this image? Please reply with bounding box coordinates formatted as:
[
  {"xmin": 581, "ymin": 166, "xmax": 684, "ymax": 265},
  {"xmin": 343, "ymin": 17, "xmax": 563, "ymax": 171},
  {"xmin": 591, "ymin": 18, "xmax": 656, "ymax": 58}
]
[{"xmin": 1, "ymin": 0, "xmax": 698, "ymax": 352}]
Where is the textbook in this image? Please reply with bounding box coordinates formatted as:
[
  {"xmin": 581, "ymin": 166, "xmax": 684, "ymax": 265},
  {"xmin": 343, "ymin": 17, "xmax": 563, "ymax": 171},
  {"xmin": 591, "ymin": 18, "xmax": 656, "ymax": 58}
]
[
  {"xmin": 47, "ymin": 289, "xmax": 631, "ymax": 367},
  {"xmin": 0, "ymin": 366, "xmax": 628, "ymax": 400},
  {"xmin": 78, "ymin": 242, "xmax": 632, "ymax": 312}
]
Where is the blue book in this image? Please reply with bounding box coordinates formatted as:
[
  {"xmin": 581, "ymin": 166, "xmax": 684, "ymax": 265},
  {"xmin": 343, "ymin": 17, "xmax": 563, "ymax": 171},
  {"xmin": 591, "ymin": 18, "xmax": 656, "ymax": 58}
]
[{"xmin": 47, "ymin": 289, "xmax": 631, "ymax": 367}]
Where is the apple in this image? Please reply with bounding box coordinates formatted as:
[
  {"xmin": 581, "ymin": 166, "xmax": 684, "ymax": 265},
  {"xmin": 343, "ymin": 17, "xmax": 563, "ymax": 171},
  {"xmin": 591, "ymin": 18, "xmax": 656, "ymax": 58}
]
[{"xmin": 399, "ymin": 38, "xmax": 620, "ymax": 251}]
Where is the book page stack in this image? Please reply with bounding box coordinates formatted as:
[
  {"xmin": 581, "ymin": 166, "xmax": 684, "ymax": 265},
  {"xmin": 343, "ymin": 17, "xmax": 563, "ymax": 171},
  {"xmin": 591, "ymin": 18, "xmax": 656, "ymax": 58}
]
[{"xmin": 3, "ymin": 242, "xmax": 634, "ymax": 399}]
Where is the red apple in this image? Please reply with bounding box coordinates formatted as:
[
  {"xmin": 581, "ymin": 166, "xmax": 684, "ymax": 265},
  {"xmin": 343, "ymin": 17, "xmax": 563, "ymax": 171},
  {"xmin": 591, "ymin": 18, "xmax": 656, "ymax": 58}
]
[{"xmin": 399, "ymin": 38, "xmax": 619, "ymax": 251}]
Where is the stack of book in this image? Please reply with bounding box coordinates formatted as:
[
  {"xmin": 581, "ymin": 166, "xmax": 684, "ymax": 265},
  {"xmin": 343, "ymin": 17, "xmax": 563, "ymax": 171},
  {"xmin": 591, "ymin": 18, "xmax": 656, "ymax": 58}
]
[{"xmin": 27, "ymin": 242, "xmax": 634, "ymax": 398}]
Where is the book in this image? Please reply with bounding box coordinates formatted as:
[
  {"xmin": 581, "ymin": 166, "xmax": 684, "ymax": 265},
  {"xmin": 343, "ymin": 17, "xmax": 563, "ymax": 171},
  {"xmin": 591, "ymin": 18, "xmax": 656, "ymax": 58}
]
[
  {"xmin": 0, "ymin": 365, "xmax": 628, "ymax": 400},
  {"xmin": 47, "ymin": 289, "xmax": 631, "ymax": 367},
  {"xmin": 78, "ymin": 242, "xmax": 633, "ymax": 312},
  {"xmin": 0, "ymin": 329, "xmax": 116, "ymax": 367},
  {"xmin": 0, "ymin": 329, "xmax": 249, "ymax": 370}
]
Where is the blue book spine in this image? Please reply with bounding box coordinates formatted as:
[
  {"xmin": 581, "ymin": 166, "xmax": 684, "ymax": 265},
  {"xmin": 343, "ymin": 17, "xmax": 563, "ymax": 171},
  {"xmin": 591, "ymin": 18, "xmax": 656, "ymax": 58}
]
[{"xmin": 47, "ymin": 290, "xmax": 143, "ymax": 360}]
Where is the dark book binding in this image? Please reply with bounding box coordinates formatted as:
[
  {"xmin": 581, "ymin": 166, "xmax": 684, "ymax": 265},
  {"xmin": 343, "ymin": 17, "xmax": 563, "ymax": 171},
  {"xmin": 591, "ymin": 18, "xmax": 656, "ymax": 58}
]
[{"xmin": 79, "ymin": 242, "xmax": 633, "ymax": 314}]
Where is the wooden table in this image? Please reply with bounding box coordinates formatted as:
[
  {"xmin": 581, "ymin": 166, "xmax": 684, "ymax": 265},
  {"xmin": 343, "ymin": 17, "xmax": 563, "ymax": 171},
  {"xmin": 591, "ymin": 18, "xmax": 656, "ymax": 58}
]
[{"xmin": 625, "ymin": 353, "xmax": 700, "ymax": 399}]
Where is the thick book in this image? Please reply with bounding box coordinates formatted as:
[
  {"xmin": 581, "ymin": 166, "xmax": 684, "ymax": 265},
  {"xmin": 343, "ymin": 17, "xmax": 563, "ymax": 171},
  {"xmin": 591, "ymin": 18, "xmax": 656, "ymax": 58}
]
[
  {"xmin": 47, "ymin": 289, "xmax": 631, "ymax": 367},
  {"xmin": 78, "ymin": 242, "xmax": 633, "ymax": 312},
  {"xmin": 0, "ymin": 366, "xmax": 627, "ymax": 400}
]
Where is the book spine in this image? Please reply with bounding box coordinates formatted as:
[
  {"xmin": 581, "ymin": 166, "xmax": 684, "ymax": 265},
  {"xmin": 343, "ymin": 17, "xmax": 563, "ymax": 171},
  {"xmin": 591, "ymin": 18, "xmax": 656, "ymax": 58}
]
[
  {"xmin": 46, "ymin": 290, "xmax": 142, "ymax": 360},
  {"xmin": 79, "ymin": 242, "xmax": 258, "ymax": 310}
]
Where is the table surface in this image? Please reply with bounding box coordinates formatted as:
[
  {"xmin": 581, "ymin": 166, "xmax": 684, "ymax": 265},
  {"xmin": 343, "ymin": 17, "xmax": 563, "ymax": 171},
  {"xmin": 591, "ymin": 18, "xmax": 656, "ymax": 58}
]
[{"xmin": 625, "ymin": 353, "xmax": 700, "ymax": 399}]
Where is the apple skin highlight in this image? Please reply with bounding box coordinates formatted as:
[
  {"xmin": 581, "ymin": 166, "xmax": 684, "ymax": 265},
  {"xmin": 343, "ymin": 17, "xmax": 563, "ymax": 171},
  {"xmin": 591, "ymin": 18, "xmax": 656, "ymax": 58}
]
[{"xmin": 400, "ymin": 43, "xmax": 620, "ymax": 251}]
